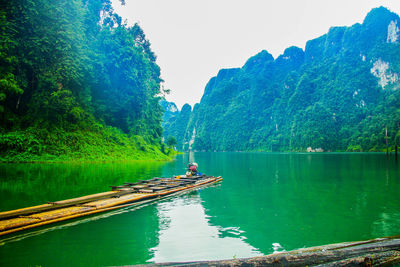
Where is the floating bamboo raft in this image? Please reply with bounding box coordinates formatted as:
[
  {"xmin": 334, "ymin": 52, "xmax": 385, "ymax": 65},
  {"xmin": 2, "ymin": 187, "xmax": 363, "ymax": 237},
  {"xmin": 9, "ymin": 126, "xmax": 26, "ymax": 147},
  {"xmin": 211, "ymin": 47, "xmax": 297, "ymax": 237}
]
[
  {"xmin": 0, "ymin": 175, "xmax": 222, "ymax": 236},
  {"xmin": 139, "ymin": 236, "xmax": 400, "ymax": 266}
]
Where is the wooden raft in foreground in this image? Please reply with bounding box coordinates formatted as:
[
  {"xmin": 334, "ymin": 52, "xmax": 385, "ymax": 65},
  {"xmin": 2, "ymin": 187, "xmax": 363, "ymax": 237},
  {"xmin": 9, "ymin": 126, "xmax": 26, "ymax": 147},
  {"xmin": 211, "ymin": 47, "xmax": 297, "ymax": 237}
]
[
  {"xmin": 0, "ymin": 175, "xmax": 222, "ymax": 236},
  {"xmin": 139, "ymin": 236, "xmax": 400, "ymax": 266}
]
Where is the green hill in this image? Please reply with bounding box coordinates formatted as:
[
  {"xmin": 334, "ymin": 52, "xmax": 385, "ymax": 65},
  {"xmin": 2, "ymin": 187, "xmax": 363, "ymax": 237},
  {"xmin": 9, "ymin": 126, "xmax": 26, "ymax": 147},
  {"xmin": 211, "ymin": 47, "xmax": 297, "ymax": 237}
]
[
  {"xmin": 163, "ymin": 7, "xmax": 400, "ymax": 152},
  {"xmin": 0, "ymin": 0, "xmax": 174, "ymax": 161}
]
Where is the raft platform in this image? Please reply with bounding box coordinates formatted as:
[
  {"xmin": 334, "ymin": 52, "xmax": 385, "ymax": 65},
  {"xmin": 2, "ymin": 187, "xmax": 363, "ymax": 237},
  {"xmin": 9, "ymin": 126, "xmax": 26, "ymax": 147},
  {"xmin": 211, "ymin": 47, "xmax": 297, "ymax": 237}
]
[
  {"xmin": 138, "ymin": 236, "xmax": 400, "ymax": 266},
  {"xmin": 0, "ymin": 175, "xmax": 222, "ymax": 236}
]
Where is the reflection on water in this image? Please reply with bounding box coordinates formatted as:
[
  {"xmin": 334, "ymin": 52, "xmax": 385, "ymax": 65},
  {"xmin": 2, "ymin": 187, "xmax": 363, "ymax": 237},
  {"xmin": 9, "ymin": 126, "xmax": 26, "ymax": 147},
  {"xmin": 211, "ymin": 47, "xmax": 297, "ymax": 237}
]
[
  {"xmin": 0, "ymin": 152, "xmax": 400, "ymax": 266},
  {"xmin": 372, "ymin": 212, "xmax": 400, "ymax": 237},
  {"xmin": 0, "ymin": 199, "xmax": 157, "ymax": 247},
  {"xmin": 0, "ymin": 161, "xmax": 165, "ymax": 211},
  {"xmin": 0, "ymin": 198, "xmax": 161, "ymax": 267},
  {"xmin": 149, "ymin": 193, "xmax": 261, "ymax": 263},
  {"xmin": 198, "ymin": 152, "xmax": 400, "ymax": 255},
  {"xmin": 272, "ymin": 243, "xmax": 285, "ymax": 254}
]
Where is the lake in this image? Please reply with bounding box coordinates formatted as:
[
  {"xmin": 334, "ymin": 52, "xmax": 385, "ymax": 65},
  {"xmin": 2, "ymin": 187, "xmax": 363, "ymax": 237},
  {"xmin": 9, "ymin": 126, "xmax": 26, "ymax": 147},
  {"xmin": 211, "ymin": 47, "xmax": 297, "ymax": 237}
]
[{"xmin": 0, "ymin": 152, "xmax": 400, "ymax": 266}]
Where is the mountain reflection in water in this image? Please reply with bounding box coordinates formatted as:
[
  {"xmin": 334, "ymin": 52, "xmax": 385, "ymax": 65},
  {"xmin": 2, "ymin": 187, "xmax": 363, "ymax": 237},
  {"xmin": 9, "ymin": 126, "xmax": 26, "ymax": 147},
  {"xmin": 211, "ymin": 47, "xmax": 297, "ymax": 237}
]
[{"xmin": 149, "ymin": 193, "xmax": 262, "ymax": 263}]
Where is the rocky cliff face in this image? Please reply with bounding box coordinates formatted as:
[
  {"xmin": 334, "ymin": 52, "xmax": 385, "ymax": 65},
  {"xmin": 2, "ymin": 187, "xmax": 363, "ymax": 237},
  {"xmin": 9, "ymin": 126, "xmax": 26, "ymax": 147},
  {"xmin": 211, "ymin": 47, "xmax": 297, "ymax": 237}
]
[
  {"xmin": 162, "ymin": 103, "xmax": 192, "ymax": 150},
  {"xmin": 163, "ymin": 7, "xmax": 400, "ymax": 152},
  {"xmin": 160, "ymin": 100, "xmax": 178, "ymax": 127}
]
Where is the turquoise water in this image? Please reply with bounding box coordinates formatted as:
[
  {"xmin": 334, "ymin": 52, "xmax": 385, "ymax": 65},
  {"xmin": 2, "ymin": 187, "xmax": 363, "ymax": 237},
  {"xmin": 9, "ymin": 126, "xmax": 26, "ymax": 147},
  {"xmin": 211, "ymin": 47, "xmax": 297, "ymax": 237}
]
[{"xmin": 0, "ymin": 152, "xmax": 399, "ymax": 266}]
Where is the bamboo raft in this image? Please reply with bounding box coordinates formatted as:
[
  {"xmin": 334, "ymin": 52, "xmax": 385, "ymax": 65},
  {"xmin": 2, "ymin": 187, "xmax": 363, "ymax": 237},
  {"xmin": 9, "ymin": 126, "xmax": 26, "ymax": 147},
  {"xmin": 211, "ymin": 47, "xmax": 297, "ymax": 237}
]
[
  {"xmin": 0, "ymin": 174, "xmax": 222, "ymax": 237},
  {"xmin": 139, "ymin": 236, "xmax": 400, "ymax": 266}
]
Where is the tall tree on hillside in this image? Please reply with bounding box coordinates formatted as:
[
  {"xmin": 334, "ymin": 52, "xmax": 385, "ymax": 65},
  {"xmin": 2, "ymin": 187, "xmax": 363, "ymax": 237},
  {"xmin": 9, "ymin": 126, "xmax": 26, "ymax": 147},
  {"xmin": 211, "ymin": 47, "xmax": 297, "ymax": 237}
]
[{"xmin": 0, "ymin": 0, "xmax": 165, "ymax": 144}]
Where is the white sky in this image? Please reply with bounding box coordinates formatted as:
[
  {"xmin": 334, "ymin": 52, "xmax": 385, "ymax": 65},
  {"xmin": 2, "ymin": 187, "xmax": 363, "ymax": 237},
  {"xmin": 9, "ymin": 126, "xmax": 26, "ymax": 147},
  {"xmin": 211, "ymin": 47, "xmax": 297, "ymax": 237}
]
[{"xmin": 111, "ymin": 0, "xmax": 400, "ymax": 110}]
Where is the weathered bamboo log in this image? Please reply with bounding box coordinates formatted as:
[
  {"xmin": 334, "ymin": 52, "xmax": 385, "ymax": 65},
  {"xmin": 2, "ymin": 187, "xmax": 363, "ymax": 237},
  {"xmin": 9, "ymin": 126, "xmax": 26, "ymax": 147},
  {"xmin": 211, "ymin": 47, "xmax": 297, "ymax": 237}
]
[
  {"xmin": 0, "ymin": 191, "xmax": 120, "ymax": 220},
  {"xmin": 138, "ymin": 236, "xmax": 400, "ymax": 266}
]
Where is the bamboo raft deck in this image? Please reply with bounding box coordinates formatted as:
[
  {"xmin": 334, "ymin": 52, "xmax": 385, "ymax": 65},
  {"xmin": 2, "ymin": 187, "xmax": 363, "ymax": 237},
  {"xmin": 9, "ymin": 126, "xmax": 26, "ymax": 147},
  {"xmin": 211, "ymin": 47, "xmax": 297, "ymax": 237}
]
[
  {"xmin": 139, "ymin": 236, "xmax": 400, "ymax": 266},
  {"xmin": 0, "ymin": 175, "xmax": 222, "ymax": 237}
]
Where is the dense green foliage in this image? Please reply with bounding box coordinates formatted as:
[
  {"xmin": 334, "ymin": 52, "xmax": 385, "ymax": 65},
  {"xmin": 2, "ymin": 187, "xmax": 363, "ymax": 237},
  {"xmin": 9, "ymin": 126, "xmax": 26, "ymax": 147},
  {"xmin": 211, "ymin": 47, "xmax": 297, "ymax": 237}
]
[
  {"xmin": 162, "ymin": 101, "xmax": 192, "ymax": 150},
  {"xmin": 166, "ymin": 136, "xmax": 177, "ymax": 148},
  {"xmin": 0, "ymin": 0, "xmax": 173, "ymax": 161},
  {"xmin": 163, "ymin": 7, "xmax": 400, "ymax": 152}
]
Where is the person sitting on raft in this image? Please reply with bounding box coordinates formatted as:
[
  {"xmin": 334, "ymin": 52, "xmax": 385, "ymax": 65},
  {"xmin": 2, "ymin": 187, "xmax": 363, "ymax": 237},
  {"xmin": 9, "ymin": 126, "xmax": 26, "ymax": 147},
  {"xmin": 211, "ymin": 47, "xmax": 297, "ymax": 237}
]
[{"xmin": 187, "ymin": 162, "xmax": 198, "ymax": 176}]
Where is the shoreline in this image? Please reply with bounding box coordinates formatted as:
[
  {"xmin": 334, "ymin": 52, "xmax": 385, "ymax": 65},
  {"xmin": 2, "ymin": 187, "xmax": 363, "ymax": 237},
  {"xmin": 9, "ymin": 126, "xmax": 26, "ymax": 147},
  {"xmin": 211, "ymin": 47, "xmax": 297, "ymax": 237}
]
[
  {"xmin": 0, "ymin": 158, "xmax": 176, "ymax": 164},
  {"xmin": 0, "ymin": 153, "xmax": 178, "ymax": 164}
]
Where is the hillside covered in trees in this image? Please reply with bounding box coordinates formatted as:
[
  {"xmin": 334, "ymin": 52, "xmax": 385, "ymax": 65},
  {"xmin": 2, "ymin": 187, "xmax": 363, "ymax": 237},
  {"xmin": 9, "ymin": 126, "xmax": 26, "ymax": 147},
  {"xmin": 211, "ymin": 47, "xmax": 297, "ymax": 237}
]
[
  {"xmin": 0, "ymin": 0, "xmax": 173, "ymax": 161},
  {"xmin": 163, "ymin": 7, "xmax": 400, "ymax": 152}
]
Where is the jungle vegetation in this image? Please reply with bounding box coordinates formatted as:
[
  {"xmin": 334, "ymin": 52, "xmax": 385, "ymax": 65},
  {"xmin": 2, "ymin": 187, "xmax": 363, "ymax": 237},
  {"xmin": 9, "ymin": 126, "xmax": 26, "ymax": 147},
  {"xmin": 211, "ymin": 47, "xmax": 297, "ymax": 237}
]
[
  {"xmin": 0, "ymin": 0, "xmax": 174, "ymax": 161},
  {"xmin": 163, "ymin": 7, "xmax": 400, "ymax": 152}
]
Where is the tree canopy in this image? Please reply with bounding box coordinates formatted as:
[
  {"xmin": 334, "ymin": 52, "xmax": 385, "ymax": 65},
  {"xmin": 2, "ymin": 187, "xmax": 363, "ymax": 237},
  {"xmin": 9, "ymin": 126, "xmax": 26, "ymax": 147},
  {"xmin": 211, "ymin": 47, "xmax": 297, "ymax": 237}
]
[{"xmin": 0, "ymin": 0, "xmax": 170, "ymax": 160}]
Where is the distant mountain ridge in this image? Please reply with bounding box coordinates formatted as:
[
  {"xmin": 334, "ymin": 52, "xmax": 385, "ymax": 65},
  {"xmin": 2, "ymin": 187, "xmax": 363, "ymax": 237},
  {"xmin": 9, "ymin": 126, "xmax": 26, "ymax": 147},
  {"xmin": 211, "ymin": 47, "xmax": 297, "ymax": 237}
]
[
  {"xmin": 160, "ymin": 100, "xmax": 179, "ymax": 127},
  {"xmin": 163, "ymin": 7, "xmax": 400, "ymax": 152}
]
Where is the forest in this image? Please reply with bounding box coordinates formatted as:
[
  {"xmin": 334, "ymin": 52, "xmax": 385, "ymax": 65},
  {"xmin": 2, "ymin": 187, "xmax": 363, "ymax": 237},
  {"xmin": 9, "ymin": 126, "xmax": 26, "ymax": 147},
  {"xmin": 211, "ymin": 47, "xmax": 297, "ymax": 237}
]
[
  {"xmin": 163, "ymin": 7, "xmax": 400, "ymax": 152},
  {"xmin": 0, "ymin": 0, "xmax": 174, "ymax": 161}
]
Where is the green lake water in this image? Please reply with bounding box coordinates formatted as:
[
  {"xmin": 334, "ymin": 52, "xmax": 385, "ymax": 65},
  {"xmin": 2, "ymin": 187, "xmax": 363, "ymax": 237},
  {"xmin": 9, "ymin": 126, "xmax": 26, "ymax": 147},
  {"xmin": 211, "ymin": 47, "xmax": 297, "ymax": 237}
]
[{"xmin": 0, "ymin": 152, "xmax": 400, "ymax": 266}]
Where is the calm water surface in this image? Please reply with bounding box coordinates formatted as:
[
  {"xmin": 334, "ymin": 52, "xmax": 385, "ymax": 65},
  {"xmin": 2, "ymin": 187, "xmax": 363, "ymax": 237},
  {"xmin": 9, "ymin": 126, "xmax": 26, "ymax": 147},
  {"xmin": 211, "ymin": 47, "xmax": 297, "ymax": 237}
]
[{"xmin": 0, "ymin": 152, "xmax": 399, "ymax": 266}]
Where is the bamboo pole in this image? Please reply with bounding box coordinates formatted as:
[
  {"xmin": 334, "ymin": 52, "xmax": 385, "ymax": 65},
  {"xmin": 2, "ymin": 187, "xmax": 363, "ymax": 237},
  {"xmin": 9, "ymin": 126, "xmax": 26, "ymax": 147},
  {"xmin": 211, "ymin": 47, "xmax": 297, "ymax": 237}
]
[
  {"xmin": 0, "ymin": 177, "xmax": 222, "ymax": 236},
  {"xmin": 141, "ymin": 236, "xmax": 400, "ymax": 267}
]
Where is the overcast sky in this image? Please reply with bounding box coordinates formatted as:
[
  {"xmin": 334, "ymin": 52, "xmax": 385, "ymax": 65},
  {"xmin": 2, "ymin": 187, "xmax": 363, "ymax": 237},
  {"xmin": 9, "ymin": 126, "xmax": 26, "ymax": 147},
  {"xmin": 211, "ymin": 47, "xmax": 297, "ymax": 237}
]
[{"xmin": 111, "ymin": 0, "xmax": 400, "ymax": 110}]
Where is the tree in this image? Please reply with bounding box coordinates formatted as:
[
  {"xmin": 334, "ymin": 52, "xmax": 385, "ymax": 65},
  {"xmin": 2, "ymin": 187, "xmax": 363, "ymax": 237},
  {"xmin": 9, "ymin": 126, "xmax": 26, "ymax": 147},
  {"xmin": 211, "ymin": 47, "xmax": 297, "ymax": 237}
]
[
  {"xmin": 166, "ymin": 136, "xmax": 177, "ymax": 148},
  {"xmin": 0, "ymin": 0, "xmax": 168, "ymax": 158}
]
